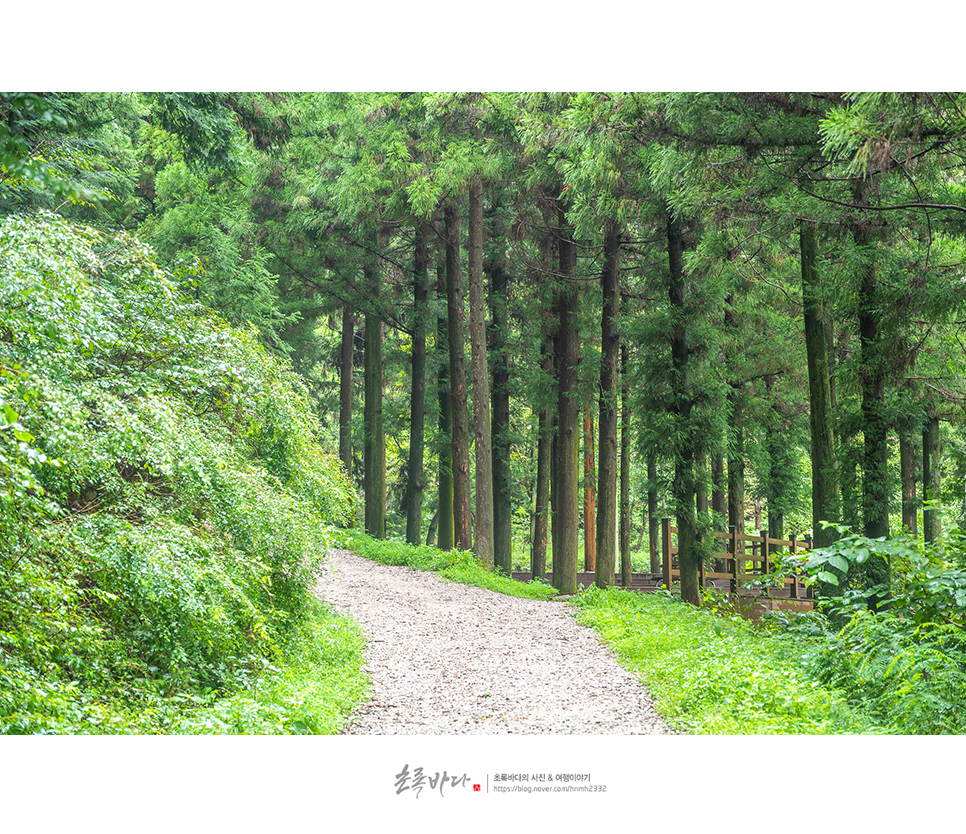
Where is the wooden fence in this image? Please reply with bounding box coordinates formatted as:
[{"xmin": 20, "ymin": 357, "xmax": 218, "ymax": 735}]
[{"xmin": 661, "ymin": 519, "xmax": 814, "ymax": 600}]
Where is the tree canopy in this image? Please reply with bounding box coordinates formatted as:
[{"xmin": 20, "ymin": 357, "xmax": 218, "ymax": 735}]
[{"xmin": 6, "ymin": 90, "xmax": 966, "ymax": 625}]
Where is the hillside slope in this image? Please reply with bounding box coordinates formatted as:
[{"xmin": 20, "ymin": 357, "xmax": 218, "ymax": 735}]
[{"xmin": 0, "ymin": 211, "xmax": 364, "ymax": 733}]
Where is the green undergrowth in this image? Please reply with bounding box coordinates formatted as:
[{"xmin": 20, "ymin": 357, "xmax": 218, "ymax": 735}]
[
  {"xmin": 331, "ymin": 530, "xmax": 559, "ymax": 602},
  {"xmin": 571, "ymin": 587, "xmax": 881, "ymax": 735},
  {"xmin": 167, "ymin": 598, "xmax": 369, "ymax": 734},
  {"xmin": 789, "ymin": 609, "xmax": 966, "ymax": 734},
  {"xmin": 787, "ymin": 528, "xmax": 966, "ymax": 733},
  {"xmin": 0, "ymin": 211, "xmax": 364, "ymax": 733}
]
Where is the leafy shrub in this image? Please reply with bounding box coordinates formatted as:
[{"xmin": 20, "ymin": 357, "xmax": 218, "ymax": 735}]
[
  {"xmin": 0, "ymin": 211, "xmax": 359, "ymax": 733},
  {"xmin": 168, "ymin": 599, "xmax": 370, "ymax": 735},
  {"xmin": 780, "ymin": 528, "xmax": 966, "ymax": 733}
]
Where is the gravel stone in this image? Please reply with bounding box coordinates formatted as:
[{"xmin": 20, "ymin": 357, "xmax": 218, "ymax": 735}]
[{"xmin": 315, "ymin": 548, "xmax": 674, "ymax": 735}]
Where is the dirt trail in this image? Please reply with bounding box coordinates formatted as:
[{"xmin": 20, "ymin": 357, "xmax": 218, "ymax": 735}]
[{"xmin": 315, "ymin": 549, "xmax": 672, "ymax": 735}]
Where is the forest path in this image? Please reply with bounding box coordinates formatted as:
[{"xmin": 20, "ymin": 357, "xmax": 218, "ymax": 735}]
[{"xmin": 315, "ymin": 548, "xmax": 673, "ymax": 735}]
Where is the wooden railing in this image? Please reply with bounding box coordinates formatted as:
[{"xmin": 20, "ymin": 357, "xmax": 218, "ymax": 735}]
[{"xmin": 661, "ymin": 518, "xmax": 813, "ymax": 599}]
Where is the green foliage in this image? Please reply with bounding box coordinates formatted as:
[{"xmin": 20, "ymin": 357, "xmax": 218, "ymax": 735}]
[
  {"xmin": 0, "ymin": 93, "xmax": 141, "ymax": 215},
  {"xmin": 776, "ymin": 527, "xmax": 966, "ymax": 732},
  {"xmin": 150, "ymin": 93, "xmax": 241, "ymax": 175},
  {"xmin": 0, "ymin": 93, "xmax": 81, "ymax": 204},
  {"xmin": 785, "ymin": 609, "xmax": 966, "ymax": 734},
  {"xmin": 0, "ymin": 211, "xmax": 358, "ymax": 733},
  {"xmin": 819, "ymin": 93, "xmax": 966, "ymax": 177},
  {"xmin": 166, "ymin": 599, "xmax": 369, "ymax": 735},
  {"xmin": 571, "ymin": 586, "xmax": 878, "ymax": 734},
  {"xmin": 801, "ymin": 525, "xmax": 966, "ymax": 625},
  {"xmin": 138, "ymin": 153, "xmax": 298, "ymax": 346},
  {"xmin": 799, "ymin": 526, "xmax": 901, "ymax": 598},
  {"xmin": 8, "ymin": 91, "xmax": 966, "ymax": 735}
]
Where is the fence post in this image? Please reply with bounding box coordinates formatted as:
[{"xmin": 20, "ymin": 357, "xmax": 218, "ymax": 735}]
[
  {"xmin": 730, "ymin": 525, "xmax": 739, "ymax": 594},
  {"xmin": 662, "ymin": 518, "xmax": 671, "ymax": 590},
  {"xmin": 760, "ymin": 529, "xmax": 770, "ymax": 597},
  {"xmin": 804, "ymin": 535, "xmax": 813, "ymax": 599},
  {"xmin": 790, "ymin": 534, "xmax": 799, "ymax": 598}
]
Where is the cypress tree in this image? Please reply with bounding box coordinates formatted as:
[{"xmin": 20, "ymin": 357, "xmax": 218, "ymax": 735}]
[
  {"xmin": 363, "ymin": 237, "xmax": 386, "ymax": 539},
  {"xmin": 595, "ymin": 220, "xmax": 621, "ymax": 589},
  {"xmin": 667, "ymin": 210, "xmax": 700, "ymax": 605},
  {"xmin": 435, "ymin": 239, "xmax": 455, "ymax": 551},
  {"xmin": 405, "ymin": 222, "xmax": 429, "ymax": 545},
  {"xmin": 468, "ymin": 175, "xmax": 495, "ymax": 567},
  {"xmin": 801, "ymin": 219, "xmax": 840, "ymax": 552},
  {"xmin": 553, "ymin": 199, "xmax": 580, "ymax": 596},
  {"xmin": 445, "ymin": 202, "xmax": 472, "ymax": 551}
]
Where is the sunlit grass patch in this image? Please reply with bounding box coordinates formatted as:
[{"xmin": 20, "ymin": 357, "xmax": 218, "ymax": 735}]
[
  {"xmin": 171, "ymin": 599, "xmax": 370, "ymax": 734},
  {"xmin": 571, "ymin": 586, "xmax": 880, "ymax": 735}
]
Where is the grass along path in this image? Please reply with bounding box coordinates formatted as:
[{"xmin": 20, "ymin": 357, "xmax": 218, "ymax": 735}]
[
  {"xmin": 330, "ymin": 531, "xmax": 882, "ymax": 735},
  {"xmin": 571, "ymin": 586, "xmax": 881, "ymax": 734}
]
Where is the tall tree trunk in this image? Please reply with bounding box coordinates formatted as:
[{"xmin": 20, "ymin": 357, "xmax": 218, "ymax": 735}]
[
  {"xmin": 583, "ymin": 404, "xmax": 596, "ymax": 572},
  {"xmin": 767, "ymin": 501, "xmax": 784, "ymax": 542},
  {"xmin": 435, "ymin": 241, "xmax": 455, "ymax": 551},
  {"xmin": 620, "ymin": 340, "xmax": 632, "ymax": 588},
  {"xmin": 827, "ymin": 313, "xmax": 839, "ymax": 412},
  {"xmin": 667, "ymin": 211, "xmax": 699, "ymax": 605},
  {"xmin": 467, "ymin": 177, "xmax": 494, "ymax": 568},
  {"xmin": 339, "ymin": 305, "xmax": 354, "ymax": 481},
  {"xmin": 801, "ymin": 220, "xmax": 840, "ymax": 552},
  {"xmin": 711, "ymin": 451, "xmax": 726, "ymax": 525},
  {"xmin": 445, "ymin": 202, "xmax": 472, "ymax": 551},
  {"xmin": 724, "ymin": 294, "xmax": 745, "ymax": 537},
  {"xmin": 728, "ymin": 415, "xmax": 745, "ymax": 535},
  {"xmin": 553, "ymin": 203, "xmax": 579, "ymax": 596},
  {"xmin": 363, "ymin": 241, "xmax": 385, "ymax": 539},
  {"xmin": 853, "ymin": 192, "xmax": 890, "ymax": 607},
  {"xmin": 857, "ymin": 240, "xmax": 890, "ymax": 542},
  {"xmin": 488, "ymin": 238, "xmax": 513, "ymax": 576},
  {"xmin": 900, "ymin": 431, "xmax": 917, "ymax": 536},
  {"xmin": 840, "ymin": 436, "xmax": 862, "ymax": 532},
  {"xmin": 647, "ymin": 452, "xmax": 659, "ymax": 574},
  {"xmin": 711, "ymin": 449, "xmax": 726, "ymax": 571},
  {"xmin": 531, "ymin": 335, "xmax": 553, "ymax": 581},
  {"xmin": 696, "ymin": 452, "xmax": 709, "ymax": 519},
  {"xmin": 405, "ymin": 222, "xmax": 429, "ymax": 545},
  {"xmin": 551, "ymin": 420, "xmax": 560, "ymax": 588},
  {"xmin": 595, "ymin": 220, "xmax": 621, "ymax": 589},
  {"xmin": 899, "ymin": 350, "xmax": 919, "ymax": 537},
  {"xmin": 763, "ymin": 375, "xmax": 786, "ymax": 542},
  {"xmin": 923, "ymin": 409, "xmax": 942, "ymax": 544}
]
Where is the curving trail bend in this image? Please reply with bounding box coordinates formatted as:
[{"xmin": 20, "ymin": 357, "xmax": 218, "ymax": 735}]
[{"xmin": 315, "ymin": 548, "xmax": 673, "ymax": 735}]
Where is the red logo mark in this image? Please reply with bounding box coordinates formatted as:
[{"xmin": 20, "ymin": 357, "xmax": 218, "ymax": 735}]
[{"xmin": 473, "ymin": 784, "xmax": 481, "ymax": 792}]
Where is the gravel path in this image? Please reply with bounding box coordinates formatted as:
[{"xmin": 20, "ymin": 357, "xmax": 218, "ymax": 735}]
[{"xmin": 315, "ymin": 549, "xmax": 673, "ymax": 735}]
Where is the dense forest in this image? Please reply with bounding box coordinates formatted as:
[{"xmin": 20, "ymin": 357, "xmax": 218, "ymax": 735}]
[{"xmin": 5, "ymin": 92, "xmax": 966, "ymax": 734}]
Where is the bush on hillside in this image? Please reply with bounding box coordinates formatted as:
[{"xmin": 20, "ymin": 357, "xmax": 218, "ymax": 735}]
[{"xmin": 0, "ymin": 211, "xmax": 355, "ymax": 733}]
